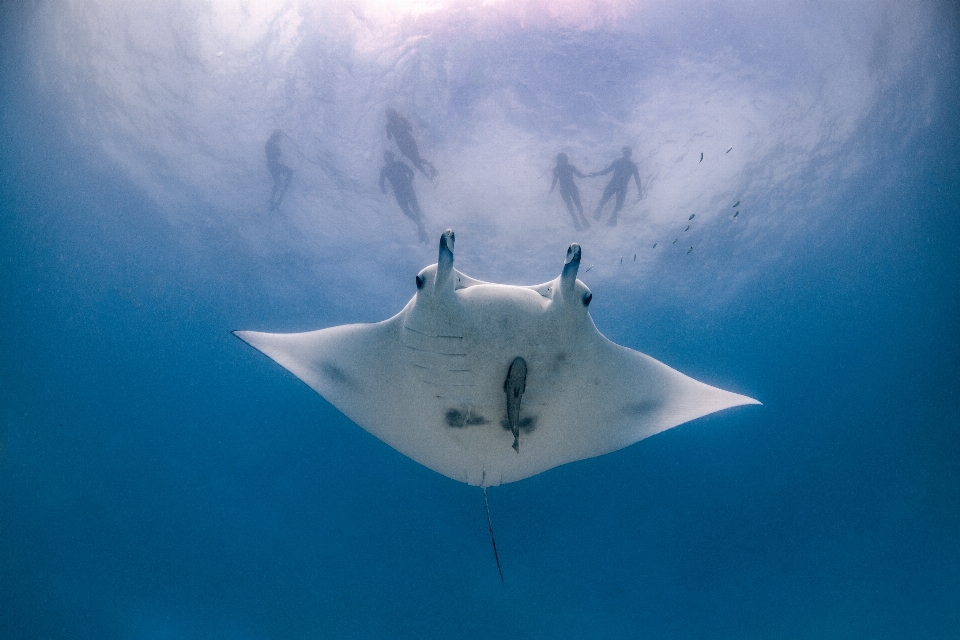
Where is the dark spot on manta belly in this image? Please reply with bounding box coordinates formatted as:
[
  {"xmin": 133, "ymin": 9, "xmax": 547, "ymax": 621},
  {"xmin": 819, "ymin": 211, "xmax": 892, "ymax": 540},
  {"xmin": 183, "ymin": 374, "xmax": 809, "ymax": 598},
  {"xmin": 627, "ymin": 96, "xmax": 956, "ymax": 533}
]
[
  {"xmin": 501, "ymin": 415, "xmax": 537, "ymax": 433},
  {"xmin": 622, "ymin": 399, "xmax": 662, "ymax": 416},
  {"xmin": 321, "ymin": 362, "xmax": 358, "ymax": 389},
  {"xmin": 445, "ymin": 409, "xmax": 489, "ymax": 428}
]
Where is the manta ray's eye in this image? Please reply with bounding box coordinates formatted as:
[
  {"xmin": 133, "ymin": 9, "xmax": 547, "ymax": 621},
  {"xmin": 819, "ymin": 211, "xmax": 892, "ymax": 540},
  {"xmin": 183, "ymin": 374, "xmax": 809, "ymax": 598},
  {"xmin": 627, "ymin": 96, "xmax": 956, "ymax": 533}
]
[
  {"xmin": 416, "ymin": 274, "xmax": 425, "ymax": 290},
  {"xmin": 582, "ymin": 292, "xmax": 592, "ymax": 307}
]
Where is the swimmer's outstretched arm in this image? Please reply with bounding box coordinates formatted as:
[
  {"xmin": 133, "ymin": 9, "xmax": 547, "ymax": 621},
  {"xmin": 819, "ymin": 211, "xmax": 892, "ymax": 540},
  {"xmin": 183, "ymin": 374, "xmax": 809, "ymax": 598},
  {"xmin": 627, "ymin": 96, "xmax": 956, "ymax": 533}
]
[{"xmin": 589, "ymin": 162, "xmax": 615, "ymax": 178}]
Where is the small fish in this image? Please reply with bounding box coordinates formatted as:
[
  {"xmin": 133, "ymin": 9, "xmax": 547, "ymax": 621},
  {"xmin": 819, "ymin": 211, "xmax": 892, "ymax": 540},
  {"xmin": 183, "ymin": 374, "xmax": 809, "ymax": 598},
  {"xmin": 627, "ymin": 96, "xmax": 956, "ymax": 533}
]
[
  {"xmin": 726, "ymin": 146, "xmax": 733, "ymax": 153},
  {"xmin": 651, "ymin": 243, "xmax": 657, "ymax": 249},
  {"xmin": 732, "ymin": 200, "xmax": 740, "ymax": 208},
  {"xmin": 733, "ymin": 210, "xmax": 739, "ymax": 218},
  {"xmin": 687, "ymin": 246, "xmax": 693, "ymax": 254},
  {"xmin": 620, "ymin": 256, "xmax": 623, "ymax": 264},
  {"xmin": 585, "ymin": 265, "xmax": 593, "ymax": 272},
  {"xmin": 633, "ymin": 254, "xmax": 636, "ymax": 260},
  {"xmin": 689, "ymin": 214, "xmax": 695, "ymax": 220},
  {"xmin": 684, "ymin": 225, "xmax": 690, "ymax": 232},
  {"xmin": 699, "ymin": 152, "xmax": 703, "ymax": 162},
  {"xmin": 672, "ymin": 238, "xmax": 678, "ymax": 244}
]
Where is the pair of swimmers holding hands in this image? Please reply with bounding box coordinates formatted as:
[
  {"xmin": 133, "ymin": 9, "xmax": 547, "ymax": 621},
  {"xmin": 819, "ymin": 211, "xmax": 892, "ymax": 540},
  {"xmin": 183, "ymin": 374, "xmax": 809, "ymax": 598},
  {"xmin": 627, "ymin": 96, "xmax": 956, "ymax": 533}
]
[{"xmin": 551, "ymin": 147, "xmax": 642, "ymax": 230}]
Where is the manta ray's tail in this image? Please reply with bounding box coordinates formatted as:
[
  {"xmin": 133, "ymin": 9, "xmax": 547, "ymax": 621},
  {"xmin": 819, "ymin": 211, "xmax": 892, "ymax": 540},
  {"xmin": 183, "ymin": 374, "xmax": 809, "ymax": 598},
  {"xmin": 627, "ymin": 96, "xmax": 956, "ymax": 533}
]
[{"xmin": 483, "ymin": 487, "xmax": 504, "ymax": 583}]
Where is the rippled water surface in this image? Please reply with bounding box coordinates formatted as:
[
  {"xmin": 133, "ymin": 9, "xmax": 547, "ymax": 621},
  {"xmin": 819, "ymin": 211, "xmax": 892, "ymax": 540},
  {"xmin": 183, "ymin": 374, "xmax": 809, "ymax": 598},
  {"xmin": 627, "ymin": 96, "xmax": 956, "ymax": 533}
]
[{"xmin": 2, "ymin": 1, "xmax": 959, "ymax": 637}]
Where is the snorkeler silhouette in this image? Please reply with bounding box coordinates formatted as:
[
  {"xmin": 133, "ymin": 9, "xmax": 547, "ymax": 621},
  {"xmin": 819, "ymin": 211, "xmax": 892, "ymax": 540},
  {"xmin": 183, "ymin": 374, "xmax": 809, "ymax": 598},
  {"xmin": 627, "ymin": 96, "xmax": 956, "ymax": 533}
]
[
  {"xmin": 386, "ymin": 108, "xmax": 437, "ymax": 180},
  {"xmin": 265, "ymin": 130, "xmax": 293, "ymax": 210},
  {"xmin": 589, "ymin": 146, "xmax": 642, "ymax": 226},
  {"xmin": 380, "ymin": 151, "xmax": 429, "ymax": 242},
  {"xmin": 550, "ymin": 153, "xmax": 590, "ymax": 231}
]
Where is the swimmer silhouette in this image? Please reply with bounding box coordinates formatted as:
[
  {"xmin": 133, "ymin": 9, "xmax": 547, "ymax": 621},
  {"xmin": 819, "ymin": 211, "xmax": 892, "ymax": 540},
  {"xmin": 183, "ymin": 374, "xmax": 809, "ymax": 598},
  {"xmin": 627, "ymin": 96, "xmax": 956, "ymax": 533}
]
[
  {"xmin": 550, "ymin": 153, "xmax": 590, "ymax": 231},
  {"xmin": 589, "ymin": 146, "xmax": 642, "ymax": 226},
  {"xmin": 265, "ymin": 130, "xmax": 293, "ymax": 210},
  {"xmin": 386, "ymin": 108, "xmax": 437, "ymax": 180},
  {"xmin": 380, "ymin": 151, "xmax": 429, "ymax": 242}
]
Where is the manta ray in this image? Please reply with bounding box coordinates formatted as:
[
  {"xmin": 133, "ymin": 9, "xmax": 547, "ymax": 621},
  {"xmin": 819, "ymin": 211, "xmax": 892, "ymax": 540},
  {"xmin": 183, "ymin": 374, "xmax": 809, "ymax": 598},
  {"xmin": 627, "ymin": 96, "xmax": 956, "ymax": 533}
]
[{"xmin": 235, "ymin": 230, "xmax": 759, "ymax": 488}]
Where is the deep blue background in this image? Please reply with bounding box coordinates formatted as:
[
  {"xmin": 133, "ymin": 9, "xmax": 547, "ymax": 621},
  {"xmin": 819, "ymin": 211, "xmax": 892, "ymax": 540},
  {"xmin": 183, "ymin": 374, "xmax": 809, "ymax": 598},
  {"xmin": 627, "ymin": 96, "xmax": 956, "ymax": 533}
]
[{"xmin": 2, "ymin": 1, "xmax": 959, "ymax": 638}]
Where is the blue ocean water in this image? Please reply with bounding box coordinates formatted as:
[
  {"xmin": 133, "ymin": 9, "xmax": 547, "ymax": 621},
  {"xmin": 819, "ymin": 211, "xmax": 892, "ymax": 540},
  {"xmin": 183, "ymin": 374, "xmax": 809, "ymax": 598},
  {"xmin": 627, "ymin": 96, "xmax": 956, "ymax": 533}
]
[{"xmin": 1, "ymin": 1, "xmax": 959, "ymax": 638}]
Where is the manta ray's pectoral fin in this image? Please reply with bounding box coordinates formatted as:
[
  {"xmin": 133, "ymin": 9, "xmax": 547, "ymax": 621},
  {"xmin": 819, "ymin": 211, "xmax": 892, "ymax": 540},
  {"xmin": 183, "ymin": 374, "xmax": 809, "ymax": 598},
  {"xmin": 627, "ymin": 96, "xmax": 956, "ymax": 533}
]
[{"xmin": 504, "ymin": 357, "xmax": 528, "ymax": 452}]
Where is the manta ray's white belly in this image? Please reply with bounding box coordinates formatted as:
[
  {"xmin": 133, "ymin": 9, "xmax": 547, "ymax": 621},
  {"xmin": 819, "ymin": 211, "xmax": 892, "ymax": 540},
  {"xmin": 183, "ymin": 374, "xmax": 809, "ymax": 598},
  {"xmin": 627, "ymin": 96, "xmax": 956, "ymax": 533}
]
[{"xmin": 397, "ymin": 285, "xmax": 592, "ymax": 484}]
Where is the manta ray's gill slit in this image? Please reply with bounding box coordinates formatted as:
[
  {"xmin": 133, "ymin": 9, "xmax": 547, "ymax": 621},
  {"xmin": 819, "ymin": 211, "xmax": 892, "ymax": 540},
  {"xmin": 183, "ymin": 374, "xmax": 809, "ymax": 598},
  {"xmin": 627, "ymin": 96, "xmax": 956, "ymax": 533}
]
[
  {"xmin": 408, "ymin": 360, "xmax": 469, "ymax": 381},
  {"xmin": 403, "ymin": 344, "xmax": 468, "ymax": 356},
  {"xmin": 402, "ymin": 328, "xmax": 467, "ymax": 356},
  {"xmin": 422, "ymin": 381, "xmax": 476, "ymax": 387},
  {"xmin": 402, "ymin": 335, "xmax": 465, "ymax": 353},
  {"xmin": 409, "ymin": 363, "xmax": 472, "ymax": 372},
  {"xmin": 420, "ymin": 378, "xmax": 477, "ymax": 391},
  {"xmin": 402, "ymin": 325, "xmax": 464, "ymax": 339}
]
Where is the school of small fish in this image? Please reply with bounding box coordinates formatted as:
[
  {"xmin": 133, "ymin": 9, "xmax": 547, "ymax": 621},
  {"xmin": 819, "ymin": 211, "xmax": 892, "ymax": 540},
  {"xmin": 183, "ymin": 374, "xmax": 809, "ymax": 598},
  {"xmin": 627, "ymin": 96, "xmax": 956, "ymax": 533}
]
[{"xmin": 595, "ymin": 149, "xmax": 746, "ymax": 271}]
